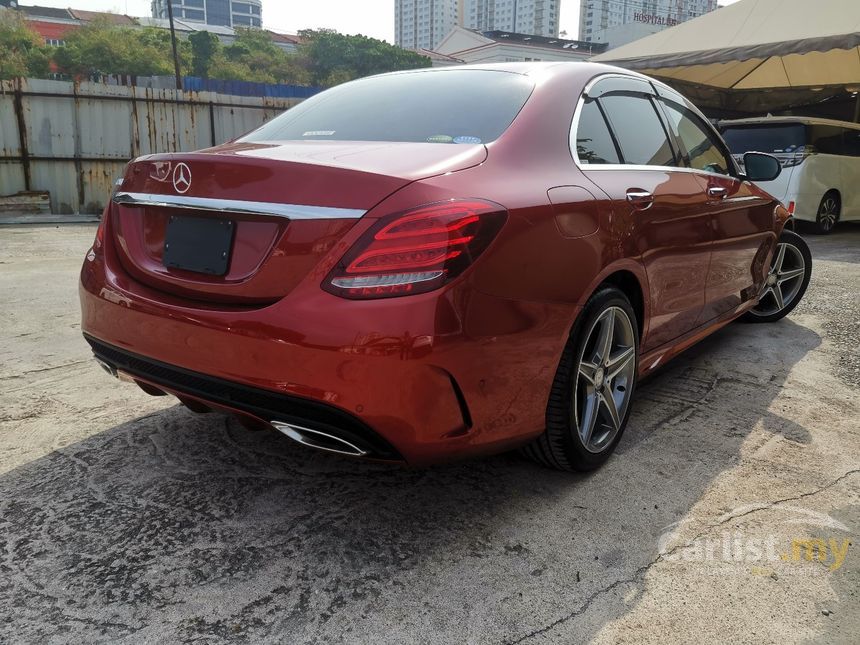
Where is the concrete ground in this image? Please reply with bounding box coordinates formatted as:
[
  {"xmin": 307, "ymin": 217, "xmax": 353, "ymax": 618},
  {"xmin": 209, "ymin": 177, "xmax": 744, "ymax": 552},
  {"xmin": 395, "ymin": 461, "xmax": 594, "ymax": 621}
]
[{"xmin": 0, "ymin": 223, "xmax": 858, "ymax": 644}]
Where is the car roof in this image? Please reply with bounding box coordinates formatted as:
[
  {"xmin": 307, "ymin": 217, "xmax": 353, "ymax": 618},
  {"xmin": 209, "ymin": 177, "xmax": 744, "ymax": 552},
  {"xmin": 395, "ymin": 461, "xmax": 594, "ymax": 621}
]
[
  {"xmin": 720, "ymin": 116, "xmax": 860, "ymax": 129},
  {"xmin": 379, "ymin": 61, "xmax": 586, "ymax": 77}
]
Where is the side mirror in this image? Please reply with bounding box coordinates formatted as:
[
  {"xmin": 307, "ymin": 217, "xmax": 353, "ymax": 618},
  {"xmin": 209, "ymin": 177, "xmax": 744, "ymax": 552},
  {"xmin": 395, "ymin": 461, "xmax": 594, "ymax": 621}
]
[{"xmin": 743, "ymin": 152, "xmax": 781, "ymax": 182}]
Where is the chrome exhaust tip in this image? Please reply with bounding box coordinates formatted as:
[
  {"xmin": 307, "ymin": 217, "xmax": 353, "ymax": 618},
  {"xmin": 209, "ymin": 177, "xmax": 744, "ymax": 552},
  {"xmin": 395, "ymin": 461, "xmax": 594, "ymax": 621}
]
[
  {"xmin": 271, "ymin": 421, "xmax": 368, "ymax": 457},
  {"xmin": 94, "ymin": 357, "xmax": 117, "ymax": 378}
]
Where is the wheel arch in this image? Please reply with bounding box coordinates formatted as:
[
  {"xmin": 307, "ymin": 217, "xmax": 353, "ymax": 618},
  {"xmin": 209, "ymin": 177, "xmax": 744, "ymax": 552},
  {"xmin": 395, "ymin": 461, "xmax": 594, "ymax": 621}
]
[
  {"xmin": 823, "ymin": 188, "xmax": 842, "ymax": 209},
  {"xmin": 600, "ymin": 270, "xmax": 645, "ymax": 339},
  {"xmin": 571, "ymin": 260, "xmax": 650, "ymax": 342}
]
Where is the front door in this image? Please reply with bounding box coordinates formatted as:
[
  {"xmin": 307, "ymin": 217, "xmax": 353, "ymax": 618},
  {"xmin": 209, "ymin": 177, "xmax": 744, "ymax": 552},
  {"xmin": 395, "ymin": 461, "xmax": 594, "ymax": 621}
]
[{"xmin": 656, "ymin": 96, "xmax": 774, "ymax": 321}]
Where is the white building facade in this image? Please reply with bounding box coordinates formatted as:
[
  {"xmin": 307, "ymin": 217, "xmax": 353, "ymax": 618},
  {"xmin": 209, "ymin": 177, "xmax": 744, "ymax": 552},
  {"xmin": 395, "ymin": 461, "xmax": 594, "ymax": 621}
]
[
  {"xmin": 395, "ymin": 0, "xmax": 463, "ymax": 51},
  {"xmin": 580, "ymin": 0, "xmax": 718, "ymax": 46},
  {"xmin": 463, "ymin": 0, "xmax": 560, "ymax": 38}
]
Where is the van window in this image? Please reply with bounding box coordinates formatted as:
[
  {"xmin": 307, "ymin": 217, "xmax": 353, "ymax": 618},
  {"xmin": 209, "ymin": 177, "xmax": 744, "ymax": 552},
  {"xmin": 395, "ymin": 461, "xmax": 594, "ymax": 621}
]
[
  {"xmin": 721, "ymin": 124, "xmax": 807, "ymax": 154},
  {"xmin": 599, "ymin": 94, "xmax": 677, "ymax": 167},
  {"xmin": 810, "ymin": 125, "xmax": 845, "ymax": 155},
  {"xmin": 661, "ymin": 100, "xmax": 732, "ymax": 175},
  {"xmin": 843, "ymin": 129, "xmax": 860, "ymax": 157},
  {"xmin": 575, "ymin": 99, "xmax": 620, "ymax": 164}
]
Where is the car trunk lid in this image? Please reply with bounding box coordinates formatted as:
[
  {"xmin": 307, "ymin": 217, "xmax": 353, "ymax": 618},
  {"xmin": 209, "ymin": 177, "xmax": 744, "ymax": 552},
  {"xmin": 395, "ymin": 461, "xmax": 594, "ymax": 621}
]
[{"xmin": 110, "ymin": 141, "xmax": 487, "ymax": 305}]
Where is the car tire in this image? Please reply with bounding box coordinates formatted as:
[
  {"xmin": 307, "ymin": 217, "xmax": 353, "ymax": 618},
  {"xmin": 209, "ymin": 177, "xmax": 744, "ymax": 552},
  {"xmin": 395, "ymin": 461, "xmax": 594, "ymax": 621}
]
[
  {"xmin": 522, "ymin": 287, "xmax": 639, "ymax": 471},
  {"xmin": 742, "ymin": 230, "xmax": 812, "ymax": 323},
  {"xmin": 814, "ymin": 191, "xmax": 840, "ymax": 234}
]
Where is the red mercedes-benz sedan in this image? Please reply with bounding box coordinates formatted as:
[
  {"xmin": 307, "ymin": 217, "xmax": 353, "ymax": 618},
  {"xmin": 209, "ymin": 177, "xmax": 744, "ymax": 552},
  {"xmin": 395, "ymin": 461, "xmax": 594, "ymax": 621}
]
[{"xmin": 80, "ymin": 63, "xmax": 812, "ymax": 470}]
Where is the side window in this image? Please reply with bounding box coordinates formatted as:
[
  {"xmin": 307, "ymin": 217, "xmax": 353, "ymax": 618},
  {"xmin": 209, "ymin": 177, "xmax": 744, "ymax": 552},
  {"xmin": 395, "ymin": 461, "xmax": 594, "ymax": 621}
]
[
  {"xmin": 811, "ymin": 125, "xmax": 845, "ymax": 155},
  {"xmin": 842, "ymin": 128, "xmax": 860, "ymax": 157},
  {"xmin": 599, "ymin": 94, "xmax": 677, "ymax": 167},
  {"xmin": 661, "ymin": 100, "xmax": 732, "ymax": 176},
  {"xmin": 575, "ymin": 99, "xmax": 620, "ymax": 165}
]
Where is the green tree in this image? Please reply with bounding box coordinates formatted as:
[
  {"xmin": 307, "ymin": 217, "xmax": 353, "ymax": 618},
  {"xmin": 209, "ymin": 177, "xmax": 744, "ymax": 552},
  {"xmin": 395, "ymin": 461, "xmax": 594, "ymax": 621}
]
[
  {"xmin": 188, "ymin": 30, "xmax": 220, "ymax": 78},
  {"xmin": 53, "ymin": 19, "xmax": 190, "ymax": 78},
  {"xmin": 209, "ymin": 27, "xmax": 308, "ymax": 84},
  {"xmin": 0, "ymin": 9, "xmax": 50, "ymax": 79},
  {"xmin": 298, "ymin": 29, "xmax": 431, "ymax": 86}
]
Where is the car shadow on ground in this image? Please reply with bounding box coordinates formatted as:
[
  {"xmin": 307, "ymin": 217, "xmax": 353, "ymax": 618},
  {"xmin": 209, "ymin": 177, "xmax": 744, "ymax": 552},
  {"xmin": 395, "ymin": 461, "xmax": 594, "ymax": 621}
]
[{"xmin": 0, "ymin": 319, "xmax": 822, "ymax": 643}]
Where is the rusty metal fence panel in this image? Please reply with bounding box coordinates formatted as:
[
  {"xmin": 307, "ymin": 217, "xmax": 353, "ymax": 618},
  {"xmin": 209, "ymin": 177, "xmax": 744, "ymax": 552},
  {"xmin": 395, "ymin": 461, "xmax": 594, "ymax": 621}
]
[{"xmin": 0, "ymin": 78, "xmax": 304, "ymax": 214}]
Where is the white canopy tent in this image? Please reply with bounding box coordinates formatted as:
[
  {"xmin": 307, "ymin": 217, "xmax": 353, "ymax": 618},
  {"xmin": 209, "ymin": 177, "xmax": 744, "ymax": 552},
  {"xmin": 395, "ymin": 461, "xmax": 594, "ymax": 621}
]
[{"xmin": 592, "ymin": 0, "xmax": 860, "ymax": 116}]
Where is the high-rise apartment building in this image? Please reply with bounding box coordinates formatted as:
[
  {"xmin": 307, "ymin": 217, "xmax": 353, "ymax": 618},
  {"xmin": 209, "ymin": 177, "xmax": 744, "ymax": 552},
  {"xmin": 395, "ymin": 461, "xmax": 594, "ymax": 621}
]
[
  {"xmin": 580, "ymin": 0, "xmax": 718, "ymax": 46},
  {"xmin": 151, "ymin": 0, "xmax": 262, "ymax": 28},
  {"xmin": 395, "ymin": 0, "xmax": 462, "ymax": 51},
  {"xmin": 463, "ymin": 0, "xmax": 560, "ymax": 38}
]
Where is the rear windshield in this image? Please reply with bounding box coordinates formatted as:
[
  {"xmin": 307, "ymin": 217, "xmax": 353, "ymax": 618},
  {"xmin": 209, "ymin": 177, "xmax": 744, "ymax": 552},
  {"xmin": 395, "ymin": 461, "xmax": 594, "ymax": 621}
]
[
  {"xmin": 721, "ymin": 124, "xmax": 807, "ymax": 154},
  {"xmin": 241, "ymin": 70, "xmax": 534, "ymax": 145}
]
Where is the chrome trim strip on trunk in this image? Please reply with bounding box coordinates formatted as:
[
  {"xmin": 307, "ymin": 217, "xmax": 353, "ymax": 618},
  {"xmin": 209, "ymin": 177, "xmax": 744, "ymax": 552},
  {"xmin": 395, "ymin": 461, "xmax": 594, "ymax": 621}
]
[{"xmin": 113, "ymin": 191, "xmax": 366, "ymax": 220}]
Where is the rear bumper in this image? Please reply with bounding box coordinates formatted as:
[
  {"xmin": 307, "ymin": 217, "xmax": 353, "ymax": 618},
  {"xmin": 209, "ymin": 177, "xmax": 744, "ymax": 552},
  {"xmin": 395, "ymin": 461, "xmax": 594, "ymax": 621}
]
[
  {"xmin": 86, "ymin": 336, "xmax": 403, "ymax": 460},
  {"xmin": 80, "ymin": 233, "xmax": 574, "ymax": 465}
]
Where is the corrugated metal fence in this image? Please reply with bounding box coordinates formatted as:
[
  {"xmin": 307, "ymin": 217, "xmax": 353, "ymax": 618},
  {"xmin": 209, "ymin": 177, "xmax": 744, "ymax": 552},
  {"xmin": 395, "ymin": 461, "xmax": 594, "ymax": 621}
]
[{"xmin": 0, "ymin": 78, "xmax": 306, "ymax": 214}]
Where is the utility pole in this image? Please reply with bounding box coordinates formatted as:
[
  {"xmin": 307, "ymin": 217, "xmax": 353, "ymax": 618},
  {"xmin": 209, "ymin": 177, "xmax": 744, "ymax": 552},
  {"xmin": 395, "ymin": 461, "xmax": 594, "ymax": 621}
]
[{"xmin": 166, "ymin": 1, "xmax": 183, "ymax": 91}]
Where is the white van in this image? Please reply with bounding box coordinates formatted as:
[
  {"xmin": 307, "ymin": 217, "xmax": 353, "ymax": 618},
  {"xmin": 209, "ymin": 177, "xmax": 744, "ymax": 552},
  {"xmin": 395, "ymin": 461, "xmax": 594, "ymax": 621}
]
[{"xmin": 720, "ymin": 116, "xmax": 860, "ymax": 234}]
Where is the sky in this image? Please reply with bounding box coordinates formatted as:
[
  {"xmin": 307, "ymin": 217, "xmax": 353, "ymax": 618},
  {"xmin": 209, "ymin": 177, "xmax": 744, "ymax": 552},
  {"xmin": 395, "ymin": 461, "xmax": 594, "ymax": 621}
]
[{"xmin": 19, "ymin": 0, "xmax": 741, "ymax": 43}]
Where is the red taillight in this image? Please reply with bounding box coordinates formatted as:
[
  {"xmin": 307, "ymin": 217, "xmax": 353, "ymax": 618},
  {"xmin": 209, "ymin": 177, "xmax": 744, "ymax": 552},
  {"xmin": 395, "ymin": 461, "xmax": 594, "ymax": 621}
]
[
  {"xmin": 323, "ymin": 199, "xmax": 507, "ymax": 299},
  {"xmin": 787, "ymin": 201, "xmax": 796, "ymax": 215}
]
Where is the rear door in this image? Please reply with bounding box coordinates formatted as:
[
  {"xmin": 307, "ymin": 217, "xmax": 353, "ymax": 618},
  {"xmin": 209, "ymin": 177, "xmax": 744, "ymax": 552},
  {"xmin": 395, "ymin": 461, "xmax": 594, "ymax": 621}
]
[
  {"xmin": 655, "ymin": 91, "xmax": 775, "ymax": 322},
  {"xmin": 573, "ymin": 77, "xmax": 714, "ymax": 352}
]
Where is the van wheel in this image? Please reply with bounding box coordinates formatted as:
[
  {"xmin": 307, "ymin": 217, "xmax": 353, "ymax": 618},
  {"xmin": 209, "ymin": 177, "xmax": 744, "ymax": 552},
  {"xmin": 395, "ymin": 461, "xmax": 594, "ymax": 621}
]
[
  {"xmin": 815, "ymin": 192, "xmax": 840, "ymax": 234},
  {"xmin": 522, "ymin": 287, "xmax": 638, "ymax": 471},
  {"xmin": 742, "ymin": 230, "xmax": 811, "ymax": 323}
]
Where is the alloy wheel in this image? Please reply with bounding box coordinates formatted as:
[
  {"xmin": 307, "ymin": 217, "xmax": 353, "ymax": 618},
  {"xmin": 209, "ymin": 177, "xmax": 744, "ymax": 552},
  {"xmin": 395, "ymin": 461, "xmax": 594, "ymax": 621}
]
[
  {"xmin": 750, "ymin": 242, "xmax": 807, "ymax": 317},
  {"xmin": 817, "ymin": 196, "xmax": 839, "ymax": 232},
  {"xmin": 574, "ymin": 306, "xmax": 636, "ymax": 453}
]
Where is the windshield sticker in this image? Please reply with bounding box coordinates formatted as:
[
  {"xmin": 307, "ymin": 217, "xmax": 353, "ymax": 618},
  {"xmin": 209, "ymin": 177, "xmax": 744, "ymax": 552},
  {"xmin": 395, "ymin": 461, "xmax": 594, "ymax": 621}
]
[
  {"xmin": 303, "ymin": 130, "xmax": 335, "ymax": 136},
  {"xmin": 453, "ymin": 135, "xmax": 482, "ymax": 144},
  {"xmin": 426, "ymin": 134, "xmax": 454, "ymax": 143}
]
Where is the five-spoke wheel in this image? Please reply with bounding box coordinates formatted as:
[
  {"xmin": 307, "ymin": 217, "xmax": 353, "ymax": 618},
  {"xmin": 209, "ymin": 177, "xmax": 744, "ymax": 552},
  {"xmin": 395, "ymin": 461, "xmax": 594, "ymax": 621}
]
[
  {"xmin": 744, "ymin": 230, "xmax": 812, "ymax": 323},
  {"xmin": 523, "ymin": 287, "xmax": 639, "ymax": 471},
  {"xmin": 575, "ymin": 306, "xmax": 636, "ymax": 453}
]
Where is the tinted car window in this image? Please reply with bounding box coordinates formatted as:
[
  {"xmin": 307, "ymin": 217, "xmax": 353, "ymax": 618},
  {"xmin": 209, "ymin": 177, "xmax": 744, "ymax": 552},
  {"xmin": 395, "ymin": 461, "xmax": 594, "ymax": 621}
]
[
  {"xmin": 241, "ymin": 70, "xmax": 534, "ymax": 145},
  {"xmin": 843, "ymin": 128, "xmax": 860, "ymax": 157},
  {"xmin": 811, "ymin": 124, "xmax": 846, "ymax": 155},
  {"xmin": 661, "ymin": 101, "xmax": 731, "ymax": 175},
  {"xmin": 599, "ymin": 94, "xmax": 676, "ymax": 167},
  {"xmin": 575, "ymin": 100, "xmax": 620, "ymax": 164},
  {"xmin": 721, "ymin": 124, "xmax": 807, "ymax": 154}
]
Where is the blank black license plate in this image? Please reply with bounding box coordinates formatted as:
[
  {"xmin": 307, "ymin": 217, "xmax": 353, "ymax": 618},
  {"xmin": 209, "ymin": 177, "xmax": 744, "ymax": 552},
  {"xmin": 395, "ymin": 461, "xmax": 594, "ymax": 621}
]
[{"xmin": 163, "ymin": 215, "xmax": 235, "ymax": 276}]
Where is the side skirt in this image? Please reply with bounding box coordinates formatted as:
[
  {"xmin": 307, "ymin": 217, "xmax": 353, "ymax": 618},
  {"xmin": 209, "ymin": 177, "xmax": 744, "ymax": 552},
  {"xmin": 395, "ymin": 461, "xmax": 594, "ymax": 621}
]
[{"xmin": 637, "ymin": 299, "xmax": 757, "ymax": 379}]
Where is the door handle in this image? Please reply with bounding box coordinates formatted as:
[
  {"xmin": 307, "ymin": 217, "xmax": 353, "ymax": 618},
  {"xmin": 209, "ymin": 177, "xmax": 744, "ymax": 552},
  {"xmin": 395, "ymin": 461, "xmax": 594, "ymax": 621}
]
[
  {"xmin": 626, "ymin": 189, "xmax": 654, "ymax": 210},
  {"xmin": 707, "ymin": 186, "xmax": 728, "ymax": 200}
]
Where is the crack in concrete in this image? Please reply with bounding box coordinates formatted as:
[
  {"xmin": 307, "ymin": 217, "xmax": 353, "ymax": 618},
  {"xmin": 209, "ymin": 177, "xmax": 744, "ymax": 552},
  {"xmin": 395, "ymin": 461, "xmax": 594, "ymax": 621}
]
[
  {"xmin": 707, "ymin": 468, "xmax": 860, "ymax": 528},
  {"xmin": 505, "ymin": 468, "xmax": 860, "ymax": 644},
  {"xmin": 0, "ymin": 360, "xmax": 90, "ymax": 381},
  {"xmin": 505, "ymin": 561, "xmax": 655, "ymax": 645}
]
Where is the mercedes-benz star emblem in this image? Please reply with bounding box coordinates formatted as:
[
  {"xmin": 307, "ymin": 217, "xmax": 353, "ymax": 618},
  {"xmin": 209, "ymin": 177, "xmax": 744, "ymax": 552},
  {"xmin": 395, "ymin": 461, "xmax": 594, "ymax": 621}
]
[{"xmin": 172, "ymin": 163, "xmax": 192, "ymax": 194}]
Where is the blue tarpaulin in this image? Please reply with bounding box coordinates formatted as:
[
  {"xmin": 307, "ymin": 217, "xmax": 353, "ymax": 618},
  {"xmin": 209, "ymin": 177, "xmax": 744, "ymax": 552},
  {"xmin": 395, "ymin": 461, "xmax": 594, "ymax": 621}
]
[{"xmin": 181, "ymin": 77, "xmax": 322, "ymax": 98}]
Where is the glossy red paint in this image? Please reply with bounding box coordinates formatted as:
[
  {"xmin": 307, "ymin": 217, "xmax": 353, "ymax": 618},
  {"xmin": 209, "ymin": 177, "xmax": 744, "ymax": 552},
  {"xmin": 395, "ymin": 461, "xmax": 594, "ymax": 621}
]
[{"xmin": 80, "ymin": 63, "xmax": 789, "ymax": 466}]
